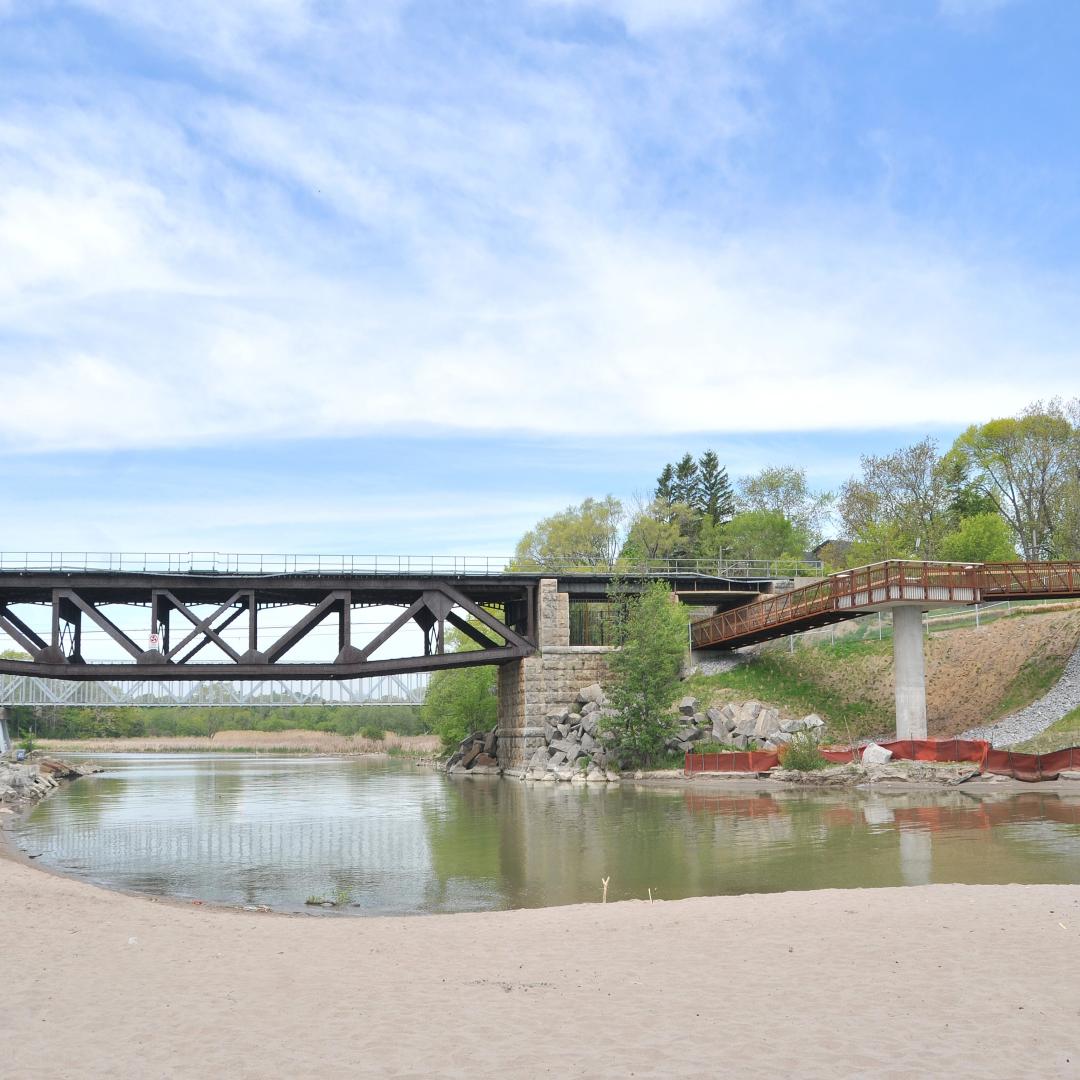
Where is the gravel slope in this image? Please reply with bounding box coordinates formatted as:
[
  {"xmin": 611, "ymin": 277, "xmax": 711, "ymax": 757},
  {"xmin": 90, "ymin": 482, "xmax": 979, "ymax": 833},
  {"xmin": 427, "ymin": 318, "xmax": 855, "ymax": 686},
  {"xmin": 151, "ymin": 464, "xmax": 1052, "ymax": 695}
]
[{"xmin": 960, "ymin": 642, "xmax": 1080, "ymax": 747}]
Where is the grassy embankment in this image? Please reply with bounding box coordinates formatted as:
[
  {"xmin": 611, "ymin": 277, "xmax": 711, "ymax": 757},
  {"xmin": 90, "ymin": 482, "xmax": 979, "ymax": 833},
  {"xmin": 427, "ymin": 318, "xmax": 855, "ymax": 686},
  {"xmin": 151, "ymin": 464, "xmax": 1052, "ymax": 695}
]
[
  {"xmin": 685, "ymin": 603, "xmax": 1080, "ymax": 745},
  {"xmin": 36, "ymin": 730, "xmax": 440, "ymax": 756},
  {"xmin": 685, "ymin": 639, "xmax": 893, "ymax": 743}
]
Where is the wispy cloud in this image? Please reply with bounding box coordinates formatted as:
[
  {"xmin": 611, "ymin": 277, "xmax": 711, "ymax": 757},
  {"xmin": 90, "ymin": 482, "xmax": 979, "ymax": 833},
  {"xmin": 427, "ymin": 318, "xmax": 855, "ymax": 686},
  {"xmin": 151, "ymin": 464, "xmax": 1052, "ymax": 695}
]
[{"xmin": 0, "ymin": 0, "xmax": 1072, "ymax": 458}]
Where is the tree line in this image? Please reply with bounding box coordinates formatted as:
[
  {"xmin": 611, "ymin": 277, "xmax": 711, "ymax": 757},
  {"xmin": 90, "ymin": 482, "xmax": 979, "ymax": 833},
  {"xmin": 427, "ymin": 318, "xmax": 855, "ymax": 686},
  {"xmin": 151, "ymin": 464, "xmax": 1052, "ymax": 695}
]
[{"xmin": 512, "ymin": 398, "xmax": 1080, "ymax": 570}]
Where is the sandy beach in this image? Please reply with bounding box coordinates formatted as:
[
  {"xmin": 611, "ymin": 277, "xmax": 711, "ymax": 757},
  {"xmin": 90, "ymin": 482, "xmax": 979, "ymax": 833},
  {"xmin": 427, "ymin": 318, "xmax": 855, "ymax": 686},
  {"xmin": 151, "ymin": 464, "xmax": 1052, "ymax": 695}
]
[{"xmin": 1, "ymin": 846, "xmax": 1077, "ymax": 1080}]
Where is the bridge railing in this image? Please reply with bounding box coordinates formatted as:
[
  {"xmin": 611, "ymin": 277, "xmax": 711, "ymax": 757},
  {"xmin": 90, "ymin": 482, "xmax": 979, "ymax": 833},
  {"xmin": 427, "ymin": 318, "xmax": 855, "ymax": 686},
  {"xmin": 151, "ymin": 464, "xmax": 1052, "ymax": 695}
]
[
  {"xmin": 980, "ymin": 562, "xmax": 1080, "ymax": 598},
  {"xmin": 692, "ymin": 561, "xmax": 983, "ymax": 647},
  {"xmin": 0, "ymin": 551, "xmax": 824, "ymax": 579},
  {"xmin": 691, "ymin": 560, "xmax": 1080, "ymax": 648}
]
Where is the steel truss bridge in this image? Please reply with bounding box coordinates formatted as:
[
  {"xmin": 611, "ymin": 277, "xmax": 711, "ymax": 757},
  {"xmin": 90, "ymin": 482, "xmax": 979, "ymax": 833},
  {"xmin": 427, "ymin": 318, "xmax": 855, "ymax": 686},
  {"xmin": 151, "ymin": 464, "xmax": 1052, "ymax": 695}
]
[
  {"xmin": 0, "ymin": 673, "xmax": 428, "ymax": 709},
  {"xmin": 0, "ymin": 553, "xmax": 769, "ymax": 690}
]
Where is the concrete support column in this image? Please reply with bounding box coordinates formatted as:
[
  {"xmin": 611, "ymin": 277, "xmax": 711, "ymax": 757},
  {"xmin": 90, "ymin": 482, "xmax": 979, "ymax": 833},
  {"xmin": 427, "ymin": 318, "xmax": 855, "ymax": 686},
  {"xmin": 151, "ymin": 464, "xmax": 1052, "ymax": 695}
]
[
  {"xmin": 0, "ymin": 707, "xmax": 11, "ymax": 754},
  {"xmin": 892, "ymin": 605, "xmax": 927, "ymax": 740}
]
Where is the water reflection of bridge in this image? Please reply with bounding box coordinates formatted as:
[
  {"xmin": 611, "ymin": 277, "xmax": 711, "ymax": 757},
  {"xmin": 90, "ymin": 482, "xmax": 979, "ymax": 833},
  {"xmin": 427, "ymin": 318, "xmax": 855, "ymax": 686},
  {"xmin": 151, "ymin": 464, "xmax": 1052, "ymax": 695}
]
[{"xmin": 46, "ymin": 817, "xmax": 432, "ymax": 873}]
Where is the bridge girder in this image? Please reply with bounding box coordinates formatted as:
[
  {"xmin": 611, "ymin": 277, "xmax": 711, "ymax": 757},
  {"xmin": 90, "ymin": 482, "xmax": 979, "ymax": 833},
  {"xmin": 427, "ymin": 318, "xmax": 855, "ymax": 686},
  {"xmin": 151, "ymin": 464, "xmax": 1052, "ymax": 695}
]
[{"xmin": 0, "ymin": 573, "xmax": 536, "ymax": 682}]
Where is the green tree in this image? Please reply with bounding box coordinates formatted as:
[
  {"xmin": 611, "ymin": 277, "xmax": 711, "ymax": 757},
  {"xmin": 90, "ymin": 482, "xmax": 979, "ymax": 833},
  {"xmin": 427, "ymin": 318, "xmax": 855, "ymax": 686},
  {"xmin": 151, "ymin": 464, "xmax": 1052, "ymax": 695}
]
[
  {"xmin": 420, "ymin": 628, "xmax": 498, "ymax": 749},
  {"xmin": 670, "ymin": 453, "xmax": 700, "ymax": 505},
  {"xmin": 721, "ymin": 510, "xmax": 811, "ymax": 563},
  {"xmin": 622, "ymin": 497, "xmax": 701, "ymax": 562},
  {"xmin": 622, "ymin": 498, "xmax": 685, "ymax": 561},
  {"xmin": 512, "ymin": 496, "xmax": 625, "ymax": 570},
  {"xmin": 938, "ymin": 446, "xmax": 998, "ymax": 524},
  {"xmin": 605, "ymin": 581, "xmax": 688, "ymax": 768},
  {"xmin": 696, "ymin": 450, "xmax": 735, "ymax": 526},
  {"xmin": 1058, "ymin": 475, "xmax": 1080, "ymax": 559},
  {"xmin": 422, "ymin": 666, "xmax": 497, "ymax": 749},
  {"xmin": 655, "ymin": 463, "xmax": 676, "ymax": 505},
  {"xmin": 647, "ymin": 449, "xmax": 735, "ymax": 557},
  {"xmin": 955, "ymin": 399, "xmax": 1078, "ymax": 560},
  {"xmin": 737, "ymin": 466, "xmax": 832, "ymax": 544},
  {"xmin": 845, "ymin": 521, "xmax": 908, "ymax": 567},
  {"xmin": 838, "ymin": 438, "xmax": 952, "ymax": 560},
  {"xmin": 938, "ymin": 513, "xmax": 1018, "ymax": 563}
]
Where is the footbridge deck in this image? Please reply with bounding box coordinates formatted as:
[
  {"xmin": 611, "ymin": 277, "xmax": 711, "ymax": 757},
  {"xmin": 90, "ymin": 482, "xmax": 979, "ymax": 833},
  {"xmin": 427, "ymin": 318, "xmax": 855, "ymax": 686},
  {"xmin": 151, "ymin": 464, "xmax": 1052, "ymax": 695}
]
[{"xmin": 691, "ymin": 561, "xmax": 1080, "ymax": 650}]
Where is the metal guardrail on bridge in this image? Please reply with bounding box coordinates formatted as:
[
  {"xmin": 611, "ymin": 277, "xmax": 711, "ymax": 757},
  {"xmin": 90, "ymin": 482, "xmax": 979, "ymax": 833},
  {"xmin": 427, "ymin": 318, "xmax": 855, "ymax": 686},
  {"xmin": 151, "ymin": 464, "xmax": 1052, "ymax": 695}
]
[{"xmin": 0, "ymin": 551, "xmax": 824, "ymax": 580}]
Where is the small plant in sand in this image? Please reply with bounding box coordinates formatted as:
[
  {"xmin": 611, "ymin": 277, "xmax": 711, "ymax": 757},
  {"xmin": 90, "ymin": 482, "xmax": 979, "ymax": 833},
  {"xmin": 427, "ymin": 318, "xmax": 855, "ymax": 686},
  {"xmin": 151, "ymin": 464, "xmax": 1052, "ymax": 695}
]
[
  {"xmin": 778, "ymin": 729, "xmax": 830, "ymax": 771},
  {"xmin": 18, "ymin": 729, "xmax": 36, "ymax": 754}
]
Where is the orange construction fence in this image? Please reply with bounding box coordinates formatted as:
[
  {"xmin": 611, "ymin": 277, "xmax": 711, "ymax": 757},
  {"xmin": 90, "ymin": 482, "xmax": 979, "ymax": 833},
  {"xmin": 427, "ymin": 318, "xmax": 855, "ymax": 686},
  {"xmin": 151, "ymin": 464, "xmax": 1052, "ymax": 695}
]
[{"xmin": 684, "ymin": 739, "xmax": 1080, "ymax": 783}]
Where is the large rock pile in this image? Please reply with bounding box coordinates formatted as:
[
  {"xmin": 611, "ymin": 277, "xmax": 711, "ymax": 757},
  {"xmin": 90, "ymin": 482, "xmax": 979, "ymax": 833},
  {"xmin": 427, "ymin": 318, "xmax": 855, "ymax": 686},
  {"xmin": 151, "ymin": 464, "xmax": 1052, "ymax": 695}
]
[
  {"xmin": 524, "ymin": 683, "xmax": 621, "ymax": 783},
  {"xmin": 0, "ymin": 756, "xmax": 101, "ymax": 811},
  {"xmin": 446, "ymin": 729, "xmax": 501, "ymax": 775},
  {"xmin": 668, "ymin": 698, "xmax": 826, "ymax": 753},
  {"xmin": 444, "ymin": 687, "xmax": 832, "ymax": 780}
]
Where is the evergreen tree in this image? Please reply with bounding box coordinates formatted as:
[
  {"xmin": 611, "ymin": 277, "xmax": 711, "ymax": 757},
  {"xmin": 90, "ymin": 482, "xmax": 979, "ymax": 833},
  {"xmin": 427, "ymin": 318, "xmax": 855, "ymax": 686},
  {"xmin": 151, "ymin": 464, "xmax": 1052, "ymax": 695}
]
[
  {"xmin": 655, "ymin": 463, "xmax": 676, "ymax": 505},
  {"xmin": 671, "ymin": 453, "xmax": 699, "ymax": 504},
  {"xmin": 697, "ymin": 450, "xmax": 735, "ymax": 525}
]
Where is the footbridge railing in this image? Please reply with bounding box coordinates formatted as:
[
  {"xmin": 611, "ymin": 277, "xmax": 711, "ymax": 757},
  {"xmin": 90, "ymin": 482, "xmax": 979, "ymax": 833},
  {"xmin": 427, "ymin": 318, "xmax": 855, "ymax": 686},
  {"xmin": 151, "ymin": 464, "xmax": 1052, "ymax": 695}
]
[{"xmin": 692, "ymin": 560, "xmax": 1080, "ymax": 650}]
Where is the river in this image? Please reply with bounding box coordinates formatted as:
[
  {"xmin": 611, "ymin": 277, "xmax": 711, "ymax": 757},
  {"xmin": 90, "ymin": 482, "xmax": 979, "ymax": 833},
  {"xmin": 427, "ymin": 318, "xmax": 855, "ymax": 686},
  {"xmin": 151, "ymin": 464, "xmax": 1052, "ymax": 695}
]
[{"xmin": 13, "ymin": 754, "xmax": 1080, "ymax": 914}]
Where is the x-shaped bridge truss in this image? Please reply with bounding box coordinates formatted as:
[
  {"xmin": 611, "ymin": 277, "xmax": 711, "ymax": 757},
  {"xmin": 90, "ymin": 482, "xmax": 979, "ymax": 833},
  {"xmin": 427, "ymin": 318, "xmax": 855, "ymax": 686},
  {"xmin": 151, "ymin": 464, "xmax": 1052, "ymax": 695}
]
[{"xmin": 0, "ymin": 575, "xmax": 535, "ymax": 681}]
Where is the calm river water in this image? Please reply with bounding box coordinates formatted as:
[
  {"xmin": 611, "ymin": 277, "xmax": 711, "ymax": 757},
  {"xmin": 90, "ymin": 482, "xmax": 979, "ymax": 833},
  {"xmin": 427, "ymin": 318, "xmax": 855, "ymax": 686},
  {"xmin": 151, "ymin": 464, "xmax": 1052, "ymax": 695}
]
[{"xmin": 14, "ymin": 754, "xmax": 1080, "ymax": 914}]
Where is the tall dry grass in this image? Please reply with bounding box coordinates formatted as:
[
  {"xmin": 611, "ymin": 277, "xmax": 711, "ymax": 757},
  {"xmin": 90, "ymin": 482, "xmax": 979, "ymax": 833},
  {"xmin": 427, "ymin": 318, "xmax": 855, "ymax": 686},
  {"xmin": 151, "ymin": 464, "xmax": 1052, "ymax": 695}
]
[{"xmin": 38, "ymin": 730, "xmax": 440, "ymax": 756}]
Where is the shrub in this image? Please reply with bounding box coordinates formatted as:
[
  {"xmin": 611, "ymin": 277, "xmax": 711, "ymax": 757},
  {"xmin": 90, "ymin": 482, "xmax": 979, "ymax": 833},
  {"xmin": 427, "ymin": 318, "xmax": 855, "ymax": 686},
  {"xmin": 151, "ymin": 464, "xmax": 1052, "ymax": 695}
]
[
  {"xmin": 422, "ymin": 663, "xmax": 498, "ymax": 749},
  {"xmin": 606, "ymin": 580, "xmax": 688, "ymax": 768},
  {"xmin": 692, "ymin": 740, "xmax": 756, "ymax": 754},
  {"xmin": 778, "ymin": 729, "xmax": 830, "ymax": 771},
  {"xmin": 359, "ymin": 724, "xmax": 385, "ymax": 741}
]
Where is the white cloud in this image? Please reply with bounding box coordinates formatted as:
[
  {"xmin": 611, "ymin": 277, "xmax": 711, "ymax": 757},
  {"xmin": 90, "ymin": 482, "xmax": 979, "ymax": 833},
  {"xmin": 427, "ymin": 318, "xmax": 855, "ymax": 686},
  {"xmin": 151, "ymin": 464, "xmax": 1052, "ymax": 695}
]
[{"xmin": 0, "ymin": 1, "xmax": 1072, "ymax": 457}]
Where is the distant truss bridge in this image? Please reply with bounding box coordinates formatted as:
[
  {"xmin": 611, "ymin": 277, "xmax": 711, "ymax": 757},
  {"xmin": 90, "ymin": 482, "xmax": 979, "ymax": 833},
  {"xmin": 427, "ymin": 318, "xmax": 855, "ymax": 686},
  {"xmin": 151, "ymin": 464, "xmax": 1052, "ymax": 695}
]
[{"xmin": 0, "ymin": 673, "xmax": 428, "ymax": 709}]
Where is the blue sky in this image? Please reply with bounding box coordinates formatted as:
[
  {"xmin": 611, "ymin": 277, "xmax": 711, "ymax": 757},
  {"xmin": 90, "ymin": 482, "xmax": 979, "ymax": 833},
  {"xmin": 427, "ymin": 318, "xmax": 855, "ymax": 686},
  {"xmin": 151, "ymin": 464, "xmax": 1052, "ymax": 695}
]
[{"xmin": 1, "ymin": 0, "xmax": 1077, "ymax": 556}]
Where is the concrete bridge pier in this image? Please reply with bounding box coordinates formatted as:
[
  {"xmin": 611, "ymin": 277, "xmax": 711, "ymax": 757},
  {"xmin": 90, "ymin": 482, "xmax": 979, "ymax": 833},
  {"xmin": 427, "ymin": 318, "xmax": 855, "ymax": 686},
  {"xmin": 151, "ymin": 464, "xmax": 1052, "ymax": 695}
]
[
  {"xmin": 891, "ymin": 605, "xmax": 928, "ymax": 741},
  {"xmin": 0, "ymin": 707, "xmax": 11, "ymax": 754}
]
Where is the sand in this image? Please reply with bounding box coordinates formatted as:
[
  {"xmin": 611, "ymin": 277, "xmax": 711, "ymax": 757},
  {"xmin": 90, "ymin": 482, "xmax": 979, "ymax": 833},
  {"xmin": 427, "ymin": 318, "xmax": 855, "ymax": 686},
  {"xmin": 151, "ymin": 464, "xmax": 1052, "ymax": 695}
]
[{"xmin": 1, "ymin": 850, "xmax": 1078, "ymax": 1080}]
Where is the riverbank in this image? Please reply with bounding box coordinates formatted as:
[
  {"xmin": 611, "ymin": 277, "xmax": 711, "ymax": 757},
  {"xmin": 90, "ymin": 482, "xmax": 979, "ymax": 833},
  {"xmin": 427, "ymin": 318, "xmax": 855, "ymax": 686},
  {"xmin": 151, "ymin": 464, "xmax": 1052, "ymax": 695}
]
[
  {"xmin": 0, "ymin": 849, "xmax": 1076, "ymax": 1079},
  {"xmin": 36, "ymin": 730, "xmax": 440, "ymax": 755},
  {"xmin": 0, "ymin": 755, "xmax": 102, "ymax": 811}
]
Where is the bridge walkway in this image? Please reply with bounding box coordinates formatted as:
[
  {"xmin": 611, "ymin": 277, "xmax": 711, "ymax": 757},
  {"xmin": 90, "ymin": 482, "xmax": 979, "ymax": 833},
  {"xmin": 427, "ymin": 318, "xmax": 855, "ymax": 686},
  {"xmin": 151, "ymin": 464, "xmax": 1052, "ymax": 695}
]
[{"xmin": 691, "ymin": 561, "xmax": 1080, "ymax": 651}]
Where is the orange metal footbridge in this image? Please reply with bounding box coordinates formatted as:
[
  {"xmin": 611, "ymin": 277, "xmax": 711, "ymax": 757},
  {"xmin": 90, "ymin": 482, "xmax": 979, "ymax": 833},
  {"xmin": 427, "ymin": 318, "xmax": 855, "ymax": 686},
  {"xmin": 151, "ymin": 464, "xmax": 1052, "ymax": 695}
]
[{"xmin": 691, "ymin": 560, "xmax": 1080, "ymax": 650}]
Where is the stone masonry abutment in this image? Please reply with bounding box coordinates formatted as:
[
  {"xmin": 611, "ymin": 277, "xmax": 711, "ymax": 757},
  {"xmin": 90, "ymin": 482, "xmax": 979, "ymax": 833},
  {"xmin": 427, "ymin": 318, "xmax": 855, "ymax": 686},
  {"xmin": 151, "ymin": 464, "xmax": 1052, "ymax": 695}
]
[{"xmin": 497, "ymin": 579, "xmax": 612, "ymax": 769}]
